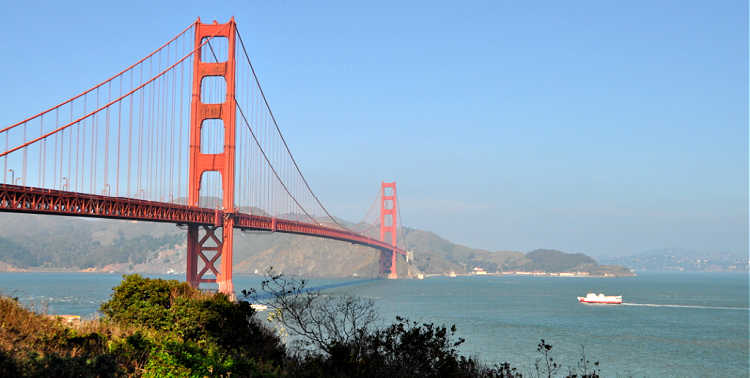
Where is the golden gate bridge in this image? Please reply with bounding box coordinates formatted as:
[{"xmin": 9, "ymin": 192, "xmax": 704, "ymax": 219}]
[{"xmin": 0, "ymin": 18, "xmax": 406, "ymax": 295}]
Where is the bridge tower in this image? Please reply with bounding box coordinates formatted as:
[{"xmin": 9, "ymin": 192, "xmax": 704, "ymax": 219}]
[
  {"xmin": 379, "ymin": 181, "xmax": 398, "ymax": 279},
  {"xmin": 186, "ymin": 18, "xmax": 237, "ymax": 295}
]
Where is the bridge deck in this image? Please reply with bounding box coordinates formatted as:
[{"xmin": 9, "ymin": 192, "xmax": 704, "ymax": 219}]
[{"xmin": 0, "ymin": 184, "xmax": 405, "ymax": 255}]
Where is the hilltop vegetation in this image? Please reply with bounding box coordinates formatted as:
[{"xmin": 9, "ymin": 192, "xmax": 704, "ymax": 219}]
[
  {"xmin": 521, "ymin": 249, "xmax": 595, "ymax": 272},
  {"xmin": 0, "ymin": 214, "xmax": 182, "ymax": 270},
  {"xmin": 0, "ymin": 213, "xmax": 631, "ymax": 277}
]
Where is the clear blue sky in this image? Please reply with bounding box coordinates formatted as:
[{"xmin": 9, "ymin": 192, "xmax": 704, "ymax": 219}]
[{"xmin": 0, "ymin": 1, "xmax": 746, "ymax": 257}]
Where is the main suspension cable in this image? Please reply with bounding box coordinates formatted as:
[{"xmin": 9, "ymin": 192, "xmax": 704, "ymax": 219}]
[
  {"xmin": 235, "ymin": 101, "xmax": 318, "ymax": 224},
  {"xmin": 235, "ymin": 28, "xmax": 347, "ymax": 230},
  {"xmin": 0, "ymin": 23, "xmax": 195, "ymax": 135},
  {"xmin": 1, "ymin": 35, "xmax": 217, "ymax": 158},
  {"xmin": 203, "ymin": 37, "xmax": 319, "ymax": 225}
]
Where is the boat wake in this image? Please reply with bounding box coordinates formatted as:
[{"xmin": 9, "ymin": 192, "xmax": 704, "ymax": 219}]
[{"xmin": 622, "ymin": 303, "xmax": 749, "ymax": 311}]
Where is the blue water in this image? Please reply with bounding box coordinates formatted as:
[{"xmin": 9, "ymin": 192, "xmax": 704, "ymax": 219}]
[{"xmin": 0, "ymin": 272, "xmax": 747, "ymax": 377}]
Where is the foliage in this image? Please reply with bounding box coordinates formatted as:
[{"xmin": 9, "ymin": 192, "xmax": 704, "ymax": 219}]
[
  {"xmin": 0, "ymin": 217, "xmax": 182, "ymax": 269},
  {"xmin": 335, "ymin": 317, "xmax": 476, "ymax": 377},
  {"xmin": 282, "ymin": 316, "xmax": 525, "ymax": 378},
  {"xmin": 522, "ymin": 250, "xmax": 596, "ymax": 273},
  {"xmin": 245, "ymin": 268, "xmax": 379, "ymax": 355},
  {"xmin": 569, "ymin": 345, "xmax": 600, "ymax": 378},
  {"xmin": 105, "ymin": 233, "xmax": 184, "ymax": 266},
  {"xmin": 1, "ymin": 273, "xmax": 606, "ymax": 377},
  {"xmin": 100, "ymin": 274, "xmax": 193, "ymax": 329},
  {"xmin": 535, "ymin": 339, "xmax": 560, "ymax": 378},
  {"xmin": 100, "ymin": 274, "xmax": 285, "ymax": 376},
  {"xmin": 0, "ymin": 295, "xmax": 120, "ymax": 376},
  {"xmin": 0, "ymin": 236, "xmax": 35, "ymax": 267},
  {"xmin": 248, "ymin": 269, "xmax": 526, "ymax": 377},
  {"xmin": 533, "ymin": 339, "xmax": 601, "ymax": 378}
]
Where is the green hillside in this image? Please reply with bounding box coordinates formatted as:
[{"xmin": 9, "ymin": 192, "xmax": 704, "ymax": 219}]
[{"xmin": 0, "ymin": 213, "xmax": 632, "ymax": 277}]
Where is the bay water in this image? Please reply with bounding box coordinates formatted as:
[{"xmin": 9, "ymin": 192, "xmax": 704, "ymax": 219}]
[{"xmin": 0, "ymin": 272, "xmax": 747, "ymax": 377}]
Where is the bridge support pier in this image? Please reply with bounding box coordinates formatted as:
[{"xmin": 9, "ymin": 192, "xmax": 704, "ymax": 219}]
[
  {"xmin": 379, "ymin": 249, "xmax": 398, "ymax": 279},
  {"xmin": 186, "ymin": 225, "xmax": 199, "ymax": 288},
  {"xmin": 219, "ymin": 216, "xmax": 235, "ymax": 295},
  {"xmin": 186, "ymin": 224, "xmax": 233, "ymax": 294}
]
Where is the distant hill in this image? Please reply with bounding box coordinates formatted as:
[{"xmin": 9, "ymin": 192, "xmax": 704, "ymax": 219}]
[
  {"xmin": 0, "ymin": 213, "xmax": 633, "ymax": 277},
  {"xmin": 398, "ymin": 230, "xmax": 631, "ymax": 276},
  {"xmin": 0, "ymin": 213, "xmax": 183, "ymax": 271},
  {"xmin": 601, "ymin": 248, "xmax": 749, "ymax": 273},
  {"xmin": 521, "ymin": 249, "xmax": 596, "ymax": 272}
]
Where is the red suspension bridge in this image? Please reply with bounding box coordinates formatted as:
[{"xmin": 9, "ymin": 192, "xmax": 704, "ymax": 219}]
[{"xmin": 0, "ymin": 18, "xmax": 407, "ymax": 295}]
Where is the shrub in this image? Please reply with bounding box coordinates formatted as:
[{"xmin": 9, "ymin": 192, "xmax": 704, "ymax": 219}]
[
  {"xmin": 0, "ymin": 295, "xmax": 121, "ymax": 376},
  {"xmin": 100, "ymin": 274, "xmax": 285, "ymax": 376},
  {"xmin": 99, "ymin": 274, "xmax": 192, "ymax": 330}
]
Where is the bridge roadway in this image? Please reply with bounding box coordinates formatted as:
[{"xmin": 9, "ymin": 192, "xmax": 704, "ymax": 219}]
[{"xmin": 0, "ymin": 184, "xmax": 406, "ymax": 256}]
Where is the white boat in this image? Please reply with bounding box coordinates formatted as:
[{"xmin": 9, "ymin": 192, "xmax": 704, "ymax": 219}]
[{"xmin": 577, "ymin": 292, "xmax": 622, "ymax": 304}]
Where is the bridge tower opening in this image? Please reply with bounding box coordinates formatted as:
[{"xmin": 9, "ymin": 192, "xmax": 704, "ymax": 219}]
[
  {"xmin": 379, "ymin": 181, "xmax": 398, "ymax": 279},
  {"xmin": 187, "ymin": 18, "xmax": 237, "ymax": 295}
]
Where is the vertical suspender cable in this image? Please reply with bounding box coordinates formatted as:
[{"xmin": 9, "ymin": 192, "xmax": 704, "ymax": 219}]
[
  {"xmin": 138, "ymin": 64, "xmax": 144, "ymax": 195},
  {"xmin": 22, "ymin": 122, "xmax": 26, "ymax": 185},
  {"xmin": 178, "ymin": 45, "xmax": 185, "ymax": 202},
  {"xmin": 105, "ymin": 82, "xmax": 111, "ymax": 193},
  {"xmin": 39, "ymin": 116, "xmax": 44, "ymax": 187},
  {"xmin": 53, "ymin": 109, "xmax": 59, "ymax": 188},
  {"xmin": 117, "ymin": 76, "xmax": 122, "ymax": 196},
  {"xmin": 73, "ymin": 99, "xmax": 78, "ymax": 191},
  {"xmin": 236, "ymin": 29, "xmax": 346, "ymax": 230},
  {"xmin": 128, "ymin": 69, "xmax": 134, "ymax": 197},
  {"xmin": 147, "ymin": 57, "xmax": 155, "ymax": 198},
  {"xmin": 91, "ymin": 88, "xmax": 98, "ymax": 193},
  {"xmin": 169, "ymin": 45, "xmax": 177, "ymax": 202},
  {"xmin": 2, "ymin": 132, "xmax": 5, "ymax": 183}
]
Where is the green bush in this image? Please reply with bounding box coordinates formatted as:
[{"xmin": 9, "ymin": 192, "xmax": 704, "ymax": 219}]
[
  {"xmin": 99, "ymin": 274, "xmax": 284, "ymax": 376},
  {"xmin": 100, "ymin": 274, "xmax": 192, "ymax": 330},
  {"xmin": 285, "ymin": 316, "xmax": 507, "ymax": 378}
]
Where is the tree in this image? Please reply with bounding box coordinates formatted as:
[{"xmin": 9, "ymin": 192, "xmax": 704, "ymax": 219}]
[
  {"xmin": 568, "ymin": 345, "xmax": 600, "ymax": 378},
  {"xmin": 535, "ymin": 339, "xmax": 560, "ymax": 378},
  {"xmin": 244, "ymin": 268, "xmax": 378, "ymax": 355}
]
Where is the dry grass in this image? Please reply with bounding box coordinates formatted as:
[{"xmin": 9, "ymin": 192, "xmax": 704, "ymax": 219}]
[
  {"xmin": 0, "ymin": 296, "xmax": 139, "ymax": 360},
  {"xmin": 71, "ymin": 317, "xmax": 140, "ymax": 341},
  {"xmin": 0, "ymin": 296, "xmax": 64, "ymax": 355},
  {"xmin": 169, "ymin": 284, "xmax": 214, "ymax": 302}
]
